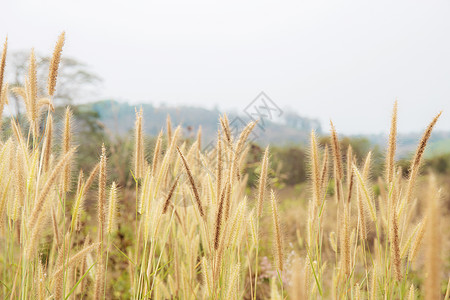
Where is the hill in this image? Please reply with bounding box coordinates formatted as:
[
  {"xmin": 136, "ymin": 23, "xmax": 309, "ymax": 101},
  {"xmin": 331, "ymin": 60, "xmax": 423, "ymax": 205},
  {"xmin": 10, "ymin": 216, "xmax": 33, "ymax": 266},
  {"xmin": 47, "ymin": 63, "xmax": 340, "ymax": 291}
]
[
  {"xmin": 78, "ymin": 100, "xmax": 450, "ymax": 159},
  {"xmin": 84, "ymin": 100, "xmax": 322, "ymax": 147}
]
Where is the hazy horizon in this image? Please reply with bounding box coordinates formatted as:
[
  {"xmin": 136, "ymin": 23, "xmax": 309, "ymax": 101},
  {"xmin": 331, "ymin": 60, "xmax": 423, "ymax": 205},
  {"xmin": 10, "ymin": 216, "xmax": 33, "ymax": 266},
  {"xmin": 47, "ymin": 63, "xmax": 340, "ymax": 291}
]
[{"xmin": 2, "ymin": 0, "xmax": 450, "ymax": 135}]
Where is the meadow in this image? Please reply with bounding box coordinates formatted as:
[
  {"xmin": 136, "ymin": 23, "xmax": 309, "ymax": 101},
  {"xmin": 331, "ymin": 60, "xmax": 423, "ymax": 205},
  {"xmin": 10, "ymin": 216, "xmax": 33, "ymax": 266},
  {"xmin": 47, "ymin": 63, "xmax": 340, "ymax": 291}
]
[{"xmin": 0, "ymin": 34, "xmax": 449, "ymax": 299}]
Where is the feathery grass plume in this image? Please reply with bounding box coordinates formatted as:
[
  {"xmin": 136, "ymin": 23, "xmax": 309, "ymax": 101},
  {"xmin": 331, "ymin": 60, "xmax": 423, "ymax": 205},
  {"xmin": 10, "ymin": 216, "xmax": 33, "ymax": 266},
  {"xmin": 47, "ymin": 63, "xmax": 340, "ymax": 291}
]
[
  {"xmin": 271, "ymin": 190, "xmax": 283, "ymax": 272},
  {"xmin": 78, "ymin": 235, "xmax": 91, "ymax": 297},
  {"xmin": 97, "ymin": 144, "xmax": 107, "ymax": 237},
  {"xmin": 357, "ymin": 187, "xmax": 367, "ymax": 241},
  {"xmin": 176, "ymin": 146, "xmax": 204, "ymax": 218},
  {"xmin": 166, "ymin": 114, "xmax": 172, "ymax": 142},
  {"xmin": 370, "ymin": 267, "xmax": 377, "ymax": 300},
  {"xmin": 234, "ymin": 121, "xmax": 256, "ymax": 160},
  {"xmin": 171, "ymin": 245, "xmax": 180, "ymax": 296},
  {"xmin": 94, "ymin": 147, "xmax": 107, "ymax": 300},
  {"xmin": 47, "ymin": 32, "xmax": 65, "ymax": 96},
  {"xmin": 53, "ymin": 242, "xmax": 98, "ymax": 279},
  {"xmin": 25, "ymin": 49, "xmax": 40, "ymax": 138},
  {"xmin": 329, "ymin": 231, "xmax": 337, "ymax": 253},
  {"xmin": 42, "ymin": 113, "xmax": 53, "ymax": 172},
  {"xmin": 377, "ymin": 175, "xmax": 387, "ymax": 198},
  {"xmin": 395, "ymin": 164, "xmax": 402, "ymax": 195},
  {"xmin": 162, "ymin": 176, "xmax": 179, "ymax": 214},
  {"xmin": 346, "ymin": 145, "xmax": 353, "ymax": 184},
  {"xmin": 216, "ymin": 130, "xmax": 222, "ymax": 202},
  {"xmin": 11, "ymin": 83, "xmax": 25, "ymax": 101},
  {"xmin": 197, "ymin": 125, "xmax": 202, "ymax": 152},
  {"xmin": 107, "ymin": 182, "xmax": 118, "ymax": 235},
  {"xmin": 237, "ymin": 144, "xmax": 249, "ymax": 178},
  {"xmin": 346, "ymin": 165, "xmax": 354, "ymax": 204},
  {"xmin": 62, "ymin": 107, "xmax": 72, "ymax": 192},
  {"xmin": 304, "ymin": 260, "xmax": 312, "ymax": 299},
  {"xmin": 134, "ymin": 107, "xmax": 144, "ymax": 179},
  {"xmin": 157, "ymin": 125, "xmax": 180, "ymax": 188},
  {"xmin": 353, "ymin": 164, "xmax": 377, "ymax": 222},
  {"xmin": 220, "ymin": 114, "xmax": 232, "ymax": 146},
  {"xmin": 362, "ymin": 151, "xmax": 372, "ymax": 180},
  {"xmin": 330, "ymin": 120, "xmax": 343, "ymax": 181},
  {"xmin": 152, "ymin": 130, "xmax": 163, "ymax": 175},
  {"xmin": 400, "ymin": 220, "xmax": 421, "ymax": 259},
  {"xmin": 65, "ymin": 266, "xmax": 75, "ymax": 298},
  {"xmin": 257, "ymin": 146, "xmax": 269, "ymax": 217},
  {"xmin": 0, "ymin": 37, "xmax": 7, "ymax": 91},
  {"xmin": 306, "ymin": 200, "xmax": 314, "ymax": 248},
  {"xmin": 214, "ymin": 185, "xmax": 226, "ymax": 250},
  {"xmin": 0, "ymin": 83, "xmax": 8, "ymax": 129},
  {"xmin": 76, "ymin": 169, "xmax": 84, "ymax": 195},
  {"xmin": 4, "ymin": 144, "xmax": 15, "ymax": 220},
  {"xmin": 389, "ymin": 190, "xmax": 402, "ymax": 281},
  {"xmin": 13, "ymin": 148, "xmax": 26, "ymax": 220},
  {"xmin": 26, "ymin": 203, "xmax": 50, "ymax": 260},
  {"xmin": 28, "ymin": 148, "xmax": 75, "ymax": 229},
  {"xmin": 11, "ymin": 118, "xmax": 26, "ymax": 153},
  {"xmin": 357, "ymin": 152, "xmax": 371, "ymax": 241},
  {"xmin": 424, "ymin": 174, "xmax": 441, "ymax": 300},
  {"xmin": 408, "ymin": 284, "xmax": 415, "ymax": 300},
  {"xmin": 223, "ymin": 181, "xmax": 232, "ymax": 221},
  {"xmin": 408, "ymin": 217, "xmax": 426, "ymax": 263},
  {"xmin": 213, "ymin": 232, "xmax": 225, "ymax": 282},
  {"xmin": 226, "ymin": 199, "xmax": 245, "ymax": 248},
  {"xmin": 331, "ymin": 270, "xmax": 339, "ymax": 300},
  {"xmin": 53, "ymin": 234, "xmax": 70, "ymax": 300},
  {"xmin": 0, "ymin": 39, "xmax": 7, "ymax": 129},
  {"xmin": 320, "ymin": 145, "xmax": 329, "ymax": 196},
  {"xmin": 386, "ymin": 101, "xmax": 397, "ymax": 184},
  {"xmin": 229, "ymin": 121, "xmax": 256, "ymax": 184},
  {"xmin": 405, "ymin": 111, "xmax": 442, "ymax": 205},
  {"xmin": 354, "ymin": 283, "xmax": 361, "ymax": 300},
  {"xmin": 51, "ymin": 205, "xmax": 60, "ymax": 247},
  {"xmin": 225, "ymin": 263, "xmax": 240, "ymax": 299},
  {"xmin": 137, "ymin": 165, "xmax": 151, "ymax": 214},
  {"xmin": 310, "ymin": 131, "xmax": 321, "ymax": 207},
  {"xmin": 330, "ymin": 121, "xmax": 344, "ymax": 206},
  {"xmin": 38, "ymin": 97, "xmax": 54, "ymax": 112},
  {"xmin": 202, "ymin": 257, "xmax": 213, "ymax": 295},
  {"xmin": 83, "ymin": 163, "xmax": 101, "ymax": 194},
  {"xmin": 340, "ymin": 203, "xmax": 351, "ymax": 277},
  {"xmin": 0, "ymin": 37, "xmax": 8, "ymax": 125},
  {"xmin": 28, "ymin": 49, "xmax": 38, "ymax": 104},
  {"xmin": 0, "ymin": 179, "xmax": 10, "ymax": 231},
  {"xmin": 186, "ymin": 140, "xmax": 198, "ymax": 168},
  {"xmin": 36, "ymin": 259, "xmax": 46, "ymax": 299},
  {"xmin": 289, "ymin": 258, "xmax": 307, "ymax": 300},
  {"xmin": 72, "ymin": 163, "xmax": 100, "ymax": 231}
]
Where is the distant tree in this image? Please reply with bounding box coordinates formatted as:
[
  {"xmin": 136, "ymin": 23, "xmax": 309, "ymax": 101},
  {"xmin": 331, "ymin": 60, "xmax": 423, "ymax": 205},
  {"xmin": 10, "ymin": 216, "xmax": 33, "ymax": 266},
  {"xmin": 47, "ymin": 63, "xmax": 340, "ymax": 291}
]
[{"xmin": 6, "ymin": 51, "xmax": 101, "ymax": 114}]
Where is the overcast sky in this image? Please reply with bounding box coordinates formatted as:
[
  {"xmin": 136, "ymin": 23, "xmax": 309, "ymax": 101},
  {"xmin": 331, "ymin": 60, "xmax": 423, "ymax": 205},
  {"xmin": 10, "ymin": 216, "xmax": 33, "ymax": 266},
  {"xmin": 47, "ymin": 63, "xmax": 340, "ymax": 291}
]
[{"xmin": 1, "ymin": 0, "xmax": 450, "ymax": 134}]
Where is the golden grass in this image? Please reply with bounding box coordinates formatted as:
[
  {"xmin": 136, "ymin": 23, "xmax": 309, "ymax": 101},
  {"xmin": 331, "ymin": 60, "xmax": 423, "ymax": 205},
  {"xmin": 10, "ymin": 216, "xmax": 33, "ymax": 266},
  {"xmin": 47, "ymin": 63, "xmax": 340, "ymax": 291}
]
[
  {"xmin": 0, "ymin": 36, "xmax": 448, "ymax": 300},
  {"xmin": 48, "ymin": 32, "xmax": 65, "ymax": 97}
]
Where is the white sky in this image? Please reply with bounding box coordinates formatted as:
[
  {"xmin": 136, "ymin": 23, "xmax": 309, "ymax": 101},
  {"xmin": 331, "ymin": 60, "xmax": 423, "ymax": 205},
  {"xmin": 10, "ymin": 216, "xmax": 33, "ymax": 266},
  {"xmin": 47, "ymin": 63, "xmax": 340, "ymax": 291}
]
[{"xmin": 1, "ymin": 0, "xmax": 450, "ymax": 134}]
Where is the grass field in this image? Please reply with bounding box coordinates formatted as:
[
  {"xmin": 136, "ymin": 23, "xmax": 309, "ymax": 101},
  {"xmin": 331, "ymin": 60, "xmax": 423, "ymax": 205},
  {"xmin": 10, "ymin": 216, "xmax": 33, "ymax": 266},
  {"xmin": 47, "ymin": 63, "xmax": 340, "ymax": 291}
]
[{"xmin": 0, "ymin": 35, "xmax": 449, "ymax": 300}]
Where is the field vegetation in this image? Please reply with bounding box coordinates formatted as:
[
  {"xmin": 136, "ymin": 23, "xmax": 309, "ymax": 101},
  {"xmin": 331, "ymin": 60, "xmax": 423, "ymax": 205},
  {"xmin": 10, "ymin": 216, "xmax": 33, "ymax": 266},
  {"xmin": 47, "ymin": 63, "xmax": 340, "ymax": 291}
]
[{"xmin": 0, "ymin": 34, "xmax": 449, "ymax": 299}]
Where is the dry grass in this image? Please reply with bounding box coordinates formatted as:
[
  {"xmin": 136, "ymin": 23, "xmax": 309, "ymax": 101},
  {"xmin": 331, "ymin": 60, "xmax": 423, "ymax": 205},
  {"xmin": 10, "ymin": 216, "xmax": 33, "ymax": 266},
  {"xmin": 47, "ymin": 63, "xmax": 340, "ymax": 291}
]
[{"xmin": 0, "ymin": 36, "xmax": 449, "ymax": 300}]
